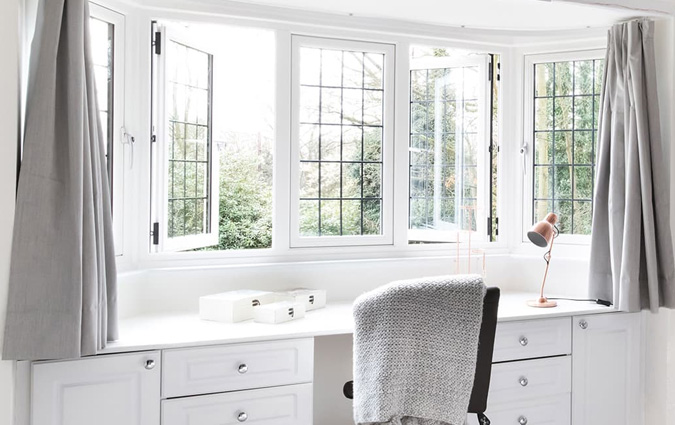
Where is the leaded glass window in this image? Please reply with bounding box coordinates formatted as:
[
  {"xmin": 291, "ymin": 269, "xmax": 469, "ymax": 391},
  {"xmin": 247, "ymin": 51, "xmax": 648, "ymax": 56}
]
[
  {"xmin": 166, "ymin": 40, "xmax": 213, "ymax": 239},
  {"xmin": 532, "ymin": 59, "xmax": 603, "ymax": 235},
  {"xmin": 297, "ymin": 46, "xmax": 385, "ymax": 237}
]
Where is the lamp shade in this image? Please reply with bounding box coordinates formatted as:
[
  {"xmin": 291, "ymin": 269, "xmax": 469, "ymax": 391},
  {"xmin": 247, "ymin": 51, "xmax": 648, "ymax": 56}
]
[{"xmin": 527, "ymin": 212, "xmax": 558, "ymax": 248}]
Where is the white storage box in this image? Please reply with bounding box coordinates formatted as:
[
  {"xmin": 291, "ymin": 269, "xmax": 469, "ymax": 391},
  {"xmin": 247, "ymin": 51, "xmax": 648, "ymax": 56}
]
[
  {"xmin": 199, "ymin": 290, "xmax": 274, "ymax": 323},
  {"xmin": 275, "ymin": 289, "xmax": 326, "ymax": 311},
  {"xmin": 253, "ymin": 301, "xmax": 306, "ymax": 324}
]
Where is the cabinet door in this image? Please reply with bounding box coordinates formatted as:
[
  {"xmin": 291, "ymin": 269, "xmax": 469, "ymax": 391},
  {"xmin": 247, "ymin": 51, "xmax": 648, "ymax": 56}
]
[
  {"xmin": 572, "ymin": 313, "xmax": 641, "ymax": 425},
  {"xmin": 32, "ymin": 351, "xmax": 161, "ymax": 425}
]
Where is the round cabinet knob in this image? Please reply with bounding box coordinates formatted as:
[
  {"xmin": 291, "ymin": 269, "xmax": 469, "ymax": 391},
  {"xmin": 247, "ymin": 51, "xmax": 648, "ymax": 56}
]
[
  {"xmin": 579, "ymin": 319, "xmax": 589, "ymax": 330},
  {"xmin": 519, "ymin": 376, "xmax": 529, "ymax": 387},
  {"xmin": 237, "ymin": 412, "xmax": 248, "ymax": 422},
  {"xmin": 519, "ymin": 336, "xmax": 529, "ymax": 346},
  {"xmin": 518, "ymin": 416, "xmax": 528, "ymax": 425},
  {"xmin": 144, "ymin": 359, "xmax": 156, "ymax": 370},
  {"xmin": 238, "ymin": 364, "xmax": 248, "ymax": 374}
]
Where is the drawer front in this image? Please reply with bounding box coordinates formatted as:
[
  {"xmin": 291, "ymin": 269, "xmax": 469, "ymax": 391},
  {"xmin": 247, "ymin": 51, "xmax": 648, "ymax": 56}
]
[
  {"xmin": 162, "ymin": 383, "xmax": 313, "ymax": 425},
  {"xmin": 493, "ymin": 318, "xmax": 571, "ymax": 362},
  {"xmin": 162, "ymin": 338, "xmax": 314, "ymax": 398},
  {"xmin": 488, "ymin": 356, "xmax": 571, "ymax": 404},
  {"xmin": 467, "ymin": 394, "xmax": 571, "ymax": 425}
]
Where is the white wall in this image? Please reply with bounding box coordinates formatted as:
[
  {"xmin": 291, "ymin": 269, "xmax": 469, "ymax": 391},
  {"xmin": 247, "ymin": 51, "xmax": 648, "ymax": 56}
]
[{"xmin": 0, "ymin": 0, "xmax": 19, "ymax": 424}]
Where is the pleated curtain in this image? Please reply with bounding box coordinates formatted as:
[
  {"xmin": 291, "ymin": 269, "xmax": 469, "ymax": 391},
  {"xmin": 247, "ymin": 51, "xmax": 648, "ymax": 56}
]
[
  {"xmin": 2, "ymin": 0, "xmax": 118, "ymax": 360},
  {"xmin": 589, "ymin": 19, "xmax": 675, "ymax": 313}
]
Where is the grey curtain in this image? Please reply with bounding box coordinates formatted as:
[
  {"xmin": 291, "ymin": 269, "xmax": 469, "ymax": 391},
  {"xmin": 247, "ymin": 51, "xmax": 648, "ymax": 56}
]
[
  {"xmin": 2, "ymin": 0, "xmax": 118, "ymax": 360},
  {"xmin": 589, "ymin": 19, "xmax": 675, "ymax": 313}
]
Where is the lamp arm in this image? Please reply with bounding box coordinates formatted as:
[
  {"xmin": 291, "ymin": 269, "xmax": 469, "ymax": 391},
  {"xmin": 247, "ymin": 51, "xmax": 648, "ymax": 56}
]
[{"xmin": 539, "ymin": 234, "xmax": 555, "ymax": 300}]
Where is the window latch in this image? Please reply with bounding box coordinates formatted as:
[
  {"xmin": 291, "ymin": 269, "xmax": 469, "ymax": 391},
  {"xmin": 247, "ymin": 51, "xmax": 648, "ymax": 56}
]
[
  {"xmin": 121, "ymin": 126, "xmax": 135, "ymax": 169},
  {"xmin": 520, "ymin": 143, "xmax": 528, "ymax": 175}
]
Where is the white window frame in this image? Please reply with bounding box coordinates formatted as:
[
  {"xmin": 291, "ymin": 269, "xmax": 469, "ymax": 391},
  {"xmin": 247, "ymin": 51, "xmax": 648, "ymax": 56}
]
[
  {"xmin": 289, "ymin": 35, "xmax": 396, "ymax": 248},
  {"xmin": 407, "ymin": 55, "xmax": 492, "ymax": 244},
  {"xmin": 521, "ymin": 49, "xmax": 605, "ymax": 246},
  {"xmin": 90, "ymin": 2, "xmax": 126, "ymax": 257},
  {"xmin": 151, "ymin": 24, "xmax": 220, "ymax": 252}
]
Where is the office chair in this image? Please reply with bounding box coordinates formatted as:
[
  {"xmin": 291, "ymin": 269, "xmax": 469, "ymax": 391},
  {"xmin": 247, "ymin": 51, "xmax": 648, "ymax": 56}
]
[{"xmin": 344, "ymin": 287, "xmax": 501, "ymax": 425}]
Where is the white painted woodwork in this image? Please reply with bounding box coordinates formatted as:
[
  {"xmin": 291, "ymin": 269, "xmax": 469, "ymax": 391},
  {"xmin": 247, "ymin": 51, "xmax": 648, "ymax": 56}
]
[
  {"xmin": 31, "ymin": 351, "xmax": 161, "ymax": 425},
  {"xmin": 493, "ymin": 317, "xmax": 571, "ymax": 362},
  {"xmin": 467, "ymin": 394, "xmax": 571, "ymax": 425},
  {"xmin": 161, "ymin": 383, "xmax": 313, "ymax": 425},
  {"xmin": 488, "ymin": 356, "xmax": 571, "ymax": 404},
  {"xmin": 572, "ymin": 312, "xmax": 642, "ymax": 425},
  {"xmin": 25, "ymin": 305, "xmax": 643, "ymax": 425},
  {"xmin": 162, "ymin": 338, "xmax": 314, "ymax": 398},
  {"xmin": 104, "ymin": 295, "xmax": 609, "ymax": 354}
]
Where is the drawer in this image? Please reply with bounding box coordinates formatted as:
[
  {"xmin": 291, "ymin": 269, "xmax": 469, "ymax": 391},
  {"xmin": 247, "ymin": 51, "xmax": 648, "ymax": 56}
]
[
  {"xmin": 162, "ymin": 383, "xmax": 313, "ymax": 425},
  {"xmin": 488, "ymin": 356, "xmax": 571, "ymax": 404},
  {"xmin": 493, "ymin": 317, "xmax": 571, "ymax": 362},
  {"xmin": 466, "ymin": 394, "xmax": 571, "ymax": 425},
  {"xmin": 162, "ymin": 338, "xmax": 314, "ymax": 398}
]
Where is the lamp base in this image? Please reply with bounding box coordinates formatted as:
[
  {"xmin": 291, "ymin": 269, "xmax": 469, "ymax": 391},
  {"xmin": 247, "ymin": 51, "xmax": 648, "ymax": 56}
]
[{"xmin": 527, "ymin": 297, "xmax": 558, "ymax": 308}]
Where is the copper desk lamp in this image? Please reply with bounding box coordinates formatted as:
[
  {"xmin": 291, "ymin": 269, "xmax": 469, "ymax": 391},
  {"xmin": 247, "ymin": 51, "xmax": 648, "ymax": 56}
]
[{"xmin": 527, "ymin": 212, "xmax": 559, "ymax": 308}]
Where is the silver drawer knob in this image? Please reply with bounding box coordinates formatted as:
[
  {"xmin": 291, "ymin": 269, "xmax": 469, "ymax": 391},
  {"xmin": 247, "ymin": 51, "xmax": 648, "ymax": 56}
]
[
  {"xmin": 579, "ymin": 319, "xmax": 589, "ymax": 330},
  {"xmin": 238, "ymin": 364, "xmax": 248, "ymax": 374},
  {"xmin": 237, "ymin": 412, "xmax": 248, "ymax": 422},
  {"xmin": 144, "ymin": 359, "xmax": 156, "ymax": 370},
  {"xmin": 518, "ymin": 416, "xmax": 528, "ymax": 425},
  {"xmin": 519, "ymin": 336, "xmax": 529, "ymax": 346},
  {"xmin": 519, "ymin": 376, "xmax": 529, "ymax": 387}
]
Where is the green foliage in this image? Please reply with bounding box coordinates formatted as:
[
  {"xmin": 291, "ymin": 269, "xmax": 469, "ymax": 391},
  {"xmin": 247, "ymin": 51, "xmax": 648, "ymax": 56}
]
[{"xmin": 212, "ymin": 147, "xmax": 273, "ymax": 250}]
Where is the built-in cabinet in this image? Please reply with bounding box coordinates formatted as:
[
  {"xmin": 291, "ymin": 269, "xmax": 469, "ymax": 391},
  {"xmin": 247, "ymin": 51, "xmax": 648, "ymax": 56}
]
[
  {"xmin": 572, "ymin": 313, "xmax": 642, "ymax": 425},
  {"xmin": 27, "ymin": 312, "xmax": 641, "ymax": 425},
  {"xmin": 469, "ymin": 312, "xmax": 641, "ymax": 425},
  {"xmin": 31, "ymin": 351, "xmax": 161, "ymax": 425}
]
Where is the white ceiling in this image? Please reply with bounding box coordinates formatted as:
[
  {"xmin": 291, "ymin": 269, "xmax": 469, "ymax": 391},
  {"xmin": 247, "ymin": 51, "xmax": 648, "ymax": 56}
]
[{"xmin": 225, "ymin": 0, "xmax": 649, "ymax": 31}]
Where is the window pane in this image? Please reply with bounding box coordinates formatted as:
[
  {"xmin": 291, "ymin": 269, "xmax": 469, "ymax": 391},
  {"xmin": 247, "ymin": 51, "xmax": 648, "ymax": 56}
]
[
  {"xmin": 531, "ymin": 57, "xmax": 603, "ymax": 235},
  {"xmin": 298, "ymin": 44, "xmax": 385, "ymax": 237},
  {"xmin": 89, "ymin": 17, "xmax": 113, "ymax": 181},
  {"xmin": 166, "ymin": 41, "xmax": 211, "ymax": 240},
  {"xmin": 161, "ymin": 24, "xmax": 275, "ymax": 251},
  {"xmin": 408, "ymin": 56, "xmax": 485, "ymax": 239}
]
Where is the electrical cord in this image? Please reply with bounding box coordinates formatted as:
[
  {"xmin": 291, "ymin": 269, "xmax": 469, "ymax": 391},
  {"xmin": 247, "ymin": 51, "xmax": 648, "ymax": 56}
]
[{"xmin": 547, "ymin": 297, "xmax": 613, "ymax": 307}]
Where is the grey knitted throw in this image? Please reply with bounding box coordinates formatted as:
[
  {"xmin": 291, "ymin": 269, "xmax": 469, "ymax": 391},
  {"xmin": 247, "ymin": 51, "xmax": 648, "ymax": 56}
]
[{"xmin": 353, "ymin": 274, "xmax": 486, "ymax": 425}]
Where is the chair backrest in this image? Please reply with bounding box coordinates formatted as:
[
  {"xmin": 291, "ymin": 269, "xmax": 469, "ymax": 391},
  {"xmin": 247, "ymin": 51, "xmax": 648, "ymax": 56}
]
[
  {"xmin": 467, "ymin": 286, "xmax": 501, "ymax": 414},
  {"xmin": 343, "ymin": 286, "xmax": 501, "ymax": 415}
]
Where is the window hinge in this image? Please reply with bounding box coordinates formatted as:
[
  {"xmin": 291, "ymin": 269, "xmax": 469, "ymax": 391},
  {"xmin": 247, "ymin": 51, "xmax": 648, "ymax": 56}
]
[
  {"xmin": 497, "ymin": 62, "xmax": 501, "ymax": 82},
  {"xmin": 151, "ymin": 222, "xmax": 159, "ymax": 245},
  {"xmin": 495, "ymin": 217, "xmax": 499, "ymax": 236},
  {"xmin": 487, "ymin": 217, "xmax": 492, "ymax": 237},
  {"xmin": 488, "ymin": 63, "xmax": 493, "ymax": 82},
  {"xmin": 153, "ymin": 31, "xmax": 162, "ymax": 55}
]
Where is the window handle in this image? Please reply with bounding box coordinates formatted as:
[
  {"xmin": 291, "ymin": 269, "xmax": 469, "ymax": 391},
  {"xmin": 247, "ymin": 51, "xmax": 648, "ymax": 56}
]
[
  {"xmin": 520, "ymin": 143, "xmax": 528, "ymax": 175},
  {"xmin": 121, "ymin": 126, "xmax": 135, "ymax": 169}
]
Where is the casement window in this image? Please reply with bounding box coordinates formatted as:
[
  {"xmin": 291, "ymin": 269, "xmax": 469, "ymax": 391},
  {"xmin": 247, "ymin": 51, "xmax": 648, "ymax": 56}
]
[
  {"xmin": 408, "ymin": 47, "xmax": 497, "ymax": 244},
  {"xmin": 89, "ymin": 3, "xmax": 125, "ymax": 256},
  {"xmin": 148, "ymin": 19, "xmax": 501, "ymax": 255},
  {"xmin": 290, "ymin": 36, "xmax": 395, "ymax": 247},
  {"xmin": 524, "ymin": 50, "xmax": 604, "ymax": 240},
  {"xmin": 151, "ymin": 22, "xmax": 275, "ymax": 252}
]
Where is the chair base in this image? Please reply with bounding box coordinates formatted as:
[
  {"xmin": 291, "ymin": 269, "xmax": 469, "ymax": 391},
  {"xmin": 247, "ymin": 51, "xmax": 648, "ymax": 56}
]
[{"xmin": 477, "ymin": 412, "xmax": 491, "ymax": 425}]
